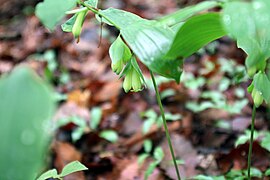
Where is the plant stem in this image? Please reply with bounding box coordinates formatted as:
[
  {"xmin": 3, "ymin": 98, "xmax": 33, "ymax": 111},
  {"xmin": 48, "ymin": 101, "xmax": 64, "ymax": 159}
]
[
  {"xmin": 247, "ymin": 105, "xmax": 256, "ymax": 180},
  {"xmin": 150, "ymin": 71, "xmax": 181, "ymax": 180},
  {"xmin": 78, "ymin": 1, "xmax": 121, "ymax": 29}
]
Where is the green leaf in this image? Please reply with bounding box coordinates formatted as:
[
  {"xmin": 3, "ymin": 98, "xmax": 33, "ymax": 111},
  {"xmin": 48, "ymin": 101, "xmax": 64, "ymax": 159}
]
[
  {"xmin": 141, "ymin": 109, "xmax": 158, "ymax": 119},
  {"xmin": 243, "ymin": 168, "xmax": 262, "ymax": 178},
  {"xmin": 235, "ymin": 130, "xmax": 259, "ymax": 147},
  {"xmin": 235, "ymin": 136, "xmax": 250, "ymax": 148},
  {"xmin": 153, "ymin": 147, "xmax": 164, "ymax": 162},
  {"xmin": 193, "ymin": 175, "xmax": 225, "ymax": 180},
  {"xmin": 90, "ymin": 107, "xmax": 102, "ymax": 130},
  {"xmin": 260, "ymin": 132, "xmax": 270, "ymax": 152},
  {"xmin": 99, "ymin": 130, "xmax": 118, "ymax": 143},
  {"xmin": 160, "ymin": 89, "xmax": 176, "ymax": 99},
  {"xmin": 0, "ymin": 67, "xmax": 55, "ymax": 180},
  {"xmin": 142, "ymin": 118, "xmax": 155, "ymax": 134},
  {"xmin": 265, "ymin": 169, "xmax": 270, "ymax": 176},
  {"xmin": 144, "ymin": 161, "xmax": 158, "ymax": 180},
  {"xmin": 164, "ymin": 113, "xmax": 182, "ymax": 121},
  {"xmin": 138, "ymin": 153, "xmax": 149, "ymax": 165},
  {"xmin": 193, "ymin": 175, "xmax": 214, "ymax": 180},
  {"xmin": 166, "ymin": 13, "xmax": 226, "ymax": 58},
  {"xmin": 62, "ymin": 14, "xmax": 77, "ymax": 32},
  {"xmin": 121, "ymin": 22, "xmax": 183, "ymax": 82},
  {"xmin": 253, "ymin": 72, "xmax": 270, "ymax": 103},
  {"xmin": 186, "ymin": 101, "xmax": 215, "ymax": 113},
  {"xmin": 98, "ymin": 8, "xmax": 146, "ymax": 29},
  {"xmin": 35, "ymin": 0, "xmax": 76, "ymax": 30},
  {"xmin": 222, "ymin": 1, "xmax": 270, "ymax": 69},
  {"xmin": 59, "ymin": 161, "xmax": 88, "ymax": 177},
  {"xmin": 85, "ymin": 0, "xmax": 98, "ymax": 8},
  {"xmin": 71, "ymin": 127, "xmax": 85, "ymax": 142},
  {"xmin": 97, "ymin": 8, "xmax": 183, "ymax": 82},
  {"xmin": 37, "ymin": 169, "xmax": 58, "ymax": 180},
  {"xmin": 226, "ymin": 170, "xmax": 244, "ymax": 179},
  {"xmin": 143, "ymin": 139, "xmax": 153, "ymax": 153},
  {"xmin": 159, "ymin": 1, "xmax": 219, "ymax": 26}
]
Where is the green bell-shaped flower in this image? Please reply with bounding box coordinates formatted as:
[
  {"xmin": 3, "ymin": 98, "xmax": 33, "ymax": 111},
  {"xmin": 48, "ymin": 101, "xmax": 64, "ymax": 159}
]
[
  {"xmin": 72, "ymin": 10, "xmax": 88, "ymax": 42},
  {"xmin": 111, "ymin": 60, "xmax": 124, "ymax": 75},
  {"xmin": 251, "ymin": 88, "xmax": 263, "ymax": 108},
  {"xmin": 123, "ymin": 67, "xmax": 143, "ymax": 93},
  {"xmin": 123, "ymin": 69, "xmax": 132, "ymax": 92}
]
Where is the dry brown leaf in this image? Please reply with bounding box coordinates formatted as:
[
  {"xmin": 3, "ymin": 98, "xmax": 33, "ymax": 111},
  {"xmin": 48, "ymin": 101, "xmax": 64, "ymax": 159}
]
[{"xmin": 68, "ymin": 89, "xmax": 91, "ymax": 107}]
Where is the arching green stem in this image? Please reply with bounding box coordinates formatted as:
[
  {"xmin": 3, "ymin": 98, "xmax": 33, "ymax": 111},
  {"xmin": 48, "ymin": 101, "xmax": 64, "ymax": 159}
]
[
  {"xmin": 77, "ymin": 1, "xmax": 120, "ymax": 29},
  {"xmin": 150, "ymin": 71, "xmax": 181, "ymax": 180},
  {"xmin": 247, "ymin": 105, "xmax": 256, "ymax": 180}
]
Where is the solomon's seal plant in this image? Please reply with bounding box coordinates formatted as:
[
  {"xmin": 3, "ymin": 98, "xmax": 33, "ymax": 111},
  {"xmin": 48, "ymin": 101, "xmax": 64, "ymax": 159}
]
[{"xmin": 35, "ymin": 0, "xmax": 270, "ymax": 179}]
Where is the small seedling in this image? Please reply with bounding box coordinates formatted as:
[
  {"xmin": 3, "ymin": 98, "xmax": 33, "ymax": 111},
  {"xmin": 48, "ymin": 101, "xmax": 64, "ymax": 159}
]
[{"xmin": 37, "ymin": 161, "xmax": 88, "ymax": 180}]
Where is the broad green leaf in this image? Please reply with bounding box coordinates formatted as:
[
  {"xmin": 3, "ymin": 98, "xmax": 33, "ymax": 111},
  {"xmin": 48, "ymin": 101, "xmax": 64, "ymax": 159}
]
[
  {"xmin": 97, "ymin": 8, "xmax": 147, "ymax": 29},
  {"xmin": 37, "ymin": 169, "xmax": 58, "ymax": 180},
  {"xmin": 159, "ymin": 1, "xmax": 219, "ymax": 26},
  {"xmin": 35, "ymin": 0, "xmax": 76, "ymax": 30},
  {"xmin": 62, "ymin": 14, "xmax": 77, "ymax": 32},
  {"xmin": 109, "ymin": 36, "xmax": 132, "ymax": 65},
  {"xmin": 85, "ymin": 0, "xmax": 98, "ymax": 8},
  {"xmin": 59, "ymin": 161, "xmax": 88, "ymax": 177},
  {"xmin": 96, "ymin": 8, "xmax": 183, "ymax": 82},
  {"xmin": 121, "ymin": 22, "xmax": 183, "ymax": 82},
  {"xmin": 166, "ymin": 13, "xmax": 226, "ymax": 58},
  {"xmin": 96, "ymin": 8, "xmax": 183, "ymax": 81},
  {"xmin": 99, "ymin": 130, "xmax": 118, "ymax": 143},
  {"xmin": 222, "ymin": 1, "xmax": 270, "ymax": 69},
  {"xmin": 90, "ymin": 107, "xmax": 102, "ymax": 130},
  {"xmin": 0, "ymin": 67, "xmax": 55, "ymax": 180},
  {"xmin": 253, "ymin": 72, "xmax": 270, "ymax": 103}
]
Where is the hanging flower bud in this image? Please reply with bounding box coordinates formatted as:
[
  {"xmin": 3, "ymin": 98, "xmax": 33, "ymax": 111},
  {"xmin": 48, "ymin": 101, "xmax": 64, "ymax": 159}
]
[
  {"xmin": 72, "ymin": 10, "xmax": 88, "ymax": 42},
  {"xmin": 123, "ymin": 67, "xmax": 143, "ymax": 93},
  {"xmin": 251, "ymin": 88, "xmax": 263, "ymax": 107},
  {"xmin": 109, "ymin": 36, "xmax": 132, "ymax": 75},
  {"xmin": 247, "ymin": 66, "xmax": 257, "ymax": 78},
  {"xmin": 123, "ymin": 69, "xmax": 132, "ymax": 93},
  {"xmin": 131, "ymin": 68, "xmax": 142, "ymax": 92},
  {"xmin": 111, "ymin": 60, "xmax": 124, "ymax": 75}
]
